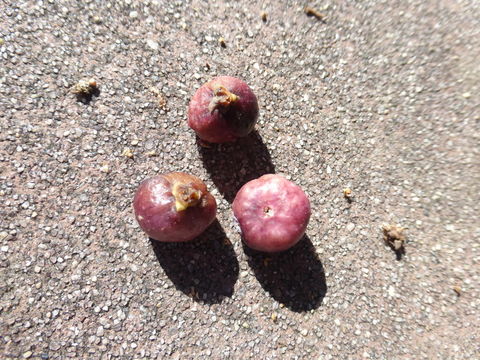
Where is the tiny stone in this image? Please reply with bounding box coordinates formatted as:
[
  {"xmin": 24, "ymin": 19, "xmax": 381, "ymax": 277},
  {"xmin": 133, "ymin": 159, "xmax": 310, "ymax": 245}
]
[
  {"xmin": 122, "ymin": 148, "xmax": 134, "ymax": 158},
  {"xmin": 271, "ymin": 313, "xmax": 278, "ymax": 322},
  {"xmin": 146, "ymin": 39, "xmax": 159, "ymax": 50},
  {"xmin": 97, "ymin": 326, "xmax": 104, "ymax": 336}
]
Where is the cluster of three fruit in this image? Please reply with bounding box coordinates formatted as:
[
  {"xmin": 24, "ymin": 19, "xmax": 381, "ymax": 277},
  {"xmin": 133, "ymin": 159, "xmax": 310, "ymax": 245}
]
[{"xmin": 133, "ymin": 76, "xmax": 310, "ymax": 253}]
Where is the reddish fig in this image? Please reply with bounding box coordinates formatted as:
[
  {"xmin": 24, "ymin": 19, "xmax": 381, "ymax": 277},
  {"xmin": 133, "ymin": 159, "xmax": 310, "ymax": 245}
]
[
  {"xmin": 232, "ymin": 174, "xmax": 311, "ymax": 252},
  {"xmin": 188, "ymin": 76, "xmax": 259, "ymax": 143},
  {"xmin": 133, "ymin": 172, "xmax": 217, "ymax": 242}
]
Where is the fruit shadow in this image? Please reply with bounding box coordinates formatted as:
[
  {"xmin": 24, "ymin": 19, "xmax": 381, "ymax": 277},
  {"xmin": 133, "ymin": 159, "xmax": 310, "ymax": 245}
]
[
  {"xmin": 198, "ymin": 130, "xmax": 275, "ymax": 203},
  {"xmin": 150, "ymin": 220, "xmax": 239, "ymax": 304},
  {"xmin": 243, "ymin": 235, "xmax": 327, "ymax": 312}
]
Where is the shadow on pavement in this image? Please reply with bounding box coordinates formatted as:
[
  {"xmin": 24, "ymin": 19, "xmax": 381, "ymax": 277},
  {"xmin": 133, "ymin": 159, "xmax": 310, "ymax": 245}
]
[
  {"xmin": 198, "ymin": 130, "xmax": 275, "ymax": 203},
  {"xmin": 75, "ymin": 87, "xmax": 100, "ymax": 104},
  {"xmin": 150, "ymin": 220, "xmax": 239, "ymax": 304},
  {"xmin": 244, "ymin": 234, "xmax": 327, "ymax": 312}
]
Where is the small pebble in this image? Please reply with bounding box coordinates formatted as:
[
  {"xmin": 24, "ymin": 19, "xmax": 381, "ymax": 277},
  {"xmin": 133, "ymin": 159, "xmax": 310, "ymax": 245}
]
[
  {"xmin": 122, "ymin": 148, "xmax": 134, "ymax": 158},
  {"xmin": 271, "ymin": 313, "xmax": 278, "ymax": 322}
]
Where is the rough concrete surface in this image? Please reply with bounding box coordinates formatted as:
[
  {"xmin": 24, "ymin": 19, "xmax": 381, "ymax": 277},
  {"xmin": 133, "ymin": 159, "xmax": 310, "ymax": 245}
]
[{"xmin": 1, "ymin": 0, "xmax": 479, "ymax": 359}]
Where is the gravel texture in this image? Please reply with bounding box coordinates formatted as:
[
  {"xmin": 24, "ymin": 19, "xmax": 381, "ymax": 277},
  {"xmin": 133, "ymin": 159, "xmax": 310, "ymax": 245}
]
[{"xmin": 1, "ymin": 0, "xmax": 479, "ymax": 359}]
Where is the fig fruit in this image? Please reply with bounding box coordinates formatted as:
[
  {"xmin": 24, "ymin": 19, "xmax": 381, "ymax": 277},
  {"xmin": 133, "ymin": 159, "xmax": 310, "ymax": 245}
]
[
  {"xmin": 188, "ymin": 76, "xmax": 259, "ymax": 143},
  {"xmin": 232, "ymin": 174, "xmax": 311, "ymax": 252},
  {"xmin": 133, "ymin": 172, "xmax": 217, "ymax": 242}
]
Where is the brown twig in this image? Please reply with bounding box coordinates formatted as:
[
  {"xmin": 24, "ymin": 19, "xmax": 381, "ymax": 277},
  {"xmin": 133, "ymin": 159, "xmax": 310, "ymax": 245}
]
[{"xmin": 304, "ymin": 6, "xmax": 326, "ymax": 22}]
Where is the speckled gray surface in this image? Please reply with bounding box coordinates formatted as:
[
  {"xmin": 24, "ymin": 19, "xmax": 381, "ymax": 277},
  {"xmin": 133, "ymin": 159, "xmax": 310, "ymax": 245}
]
[{"xmin": 1, "ymin": 1, "xmax": 479, "ymax": 359}]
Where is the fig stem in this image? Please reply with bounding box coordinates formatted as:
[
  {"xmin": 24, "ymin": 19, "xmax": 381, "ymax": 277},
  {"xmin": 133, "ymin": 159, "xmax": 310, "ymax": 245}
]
[
  {"xmin": 172, "ymin": 183, "xmax": 202, "ymax": 212},
  {"xmin": 208, "ymin": 84, "xmax": 239, "ymax": 113}
]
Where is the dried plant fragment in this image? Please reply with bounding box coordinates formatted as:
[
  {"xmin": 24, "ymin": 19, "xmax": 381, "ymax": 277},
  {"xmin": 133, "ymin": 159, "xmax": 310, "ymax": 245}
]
[
  {"xmin": 72, "ymin": 78, "xmax": 97, "ymax": 95},
  {"xmin": 304, "ymin": 6, "xmax": 326, "ymax": 21},
  {"xmin": 382, "ymin": 224, "xmax": 406, "ymax": 252},
  {"xmin": 150, "ymin": 87, "xmax": 168, "ymax": 110}
]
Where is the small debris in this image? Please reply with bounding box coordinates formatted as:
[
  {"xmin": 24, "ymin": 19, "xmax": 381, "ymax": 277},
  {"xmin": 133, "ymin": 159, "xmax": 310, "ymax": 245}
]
[
  {"xmin": 382, "ymin": 224, "xmax": 406, "ymax": 257},
  {"xmin": 99, "ymin": 164, "xmax": 110, "ymax": 173},
  {"xmin": 346, "ymin": 223, "xmax": 355, "ymax": 232},
  {"xmin": 271, "ymin": 312, "xmax": 278, "ymax": 322},
  {"xmin": 0, "ymin": 38, "xmax": 5, "ymax": 46},
  {"xmin": 145, "ymin": 150, "xmax": 157, "ymax": 157},
  {"xmin": 343, "ymin": 187, "xmax": 352, "ymax": 200},
  {"xmin": 462, "ymin": 92, "xmax": 471, "ymax": 99},
  {"xmin": 445, "ymin": 224, "xmax": 455, "ymax": 231},
  {"xmin": 71, "ymin": 78, "xmax": 98, "ymax": 95},
  {"xmin": 261, "ymin": 11, "xmax": 268, "ymax": 22},
  {"xmin": 197, "ymin": 139, "xmax": 212, "ymax": 148},
  {"xmin": 122, "ymin": 148, "xmax": 134, "ymax": 159},
  {"xmin": 150, "ymin": 87, "xmax": 168, "ymax": 110},
  {"xmin": 146, "ymin": 39, "xmax": 159, "ymax": 51},
  {"xmin": 188, "ymin": 287, "xmax": 198, "ymax": 299},
  {"xmin": 218, "ymin": 37, "xmax": 226, "ymax": 48},
  {"xmin": 304, "ymin": 6, "xmax": 326, "ymax": 21},
  {"xmin": 263, "ymin": 257, "xmax": 271, "ymax": 267},
  {"xmin": 92, "ymin": 15, "xmax": 102, "ymax": 24},
  {"xmin": 453, "ymin": 286, "xmax": 461, "ymax": 297}
]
